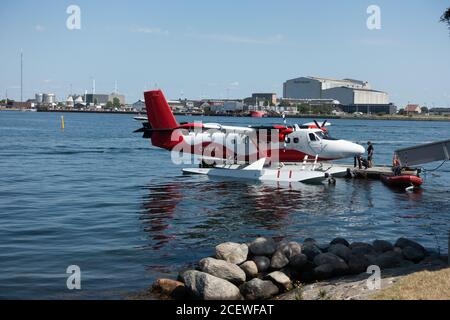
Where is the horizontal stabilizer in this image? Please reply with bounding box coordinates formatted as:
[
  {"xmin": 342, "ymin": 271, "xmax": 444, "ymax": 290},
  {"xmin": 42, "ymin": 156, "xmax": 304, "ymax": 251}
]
[{"xmin": 395, "ymin": 139, "xmax": 450, "ymax": 166}]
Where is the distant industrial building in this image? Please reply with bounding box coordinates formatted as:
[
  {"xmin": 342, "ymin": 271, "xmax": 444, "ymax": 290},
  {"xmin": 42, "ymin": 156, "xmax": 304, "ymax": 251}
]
[
  {"xmin": 211, "ymin": 101, "xmax": 244, "ymax": 113},
  {"xmin": 85, "ymin": 93, "xmax": 125, "ymax": 106},
  {"xmin": 429, "ymin": 108, "xmax": 450, "ymax": 116},
  {"xmin": 283, "ymin": 76, "xmax": 393, "ymax": 114},
  {"xmin": 34, "ymin": 93, "xmax": 56, "ymax": 106},
  {"xmin": 248, "ymin": 93, "xmax": 277, "ymax": 106}
]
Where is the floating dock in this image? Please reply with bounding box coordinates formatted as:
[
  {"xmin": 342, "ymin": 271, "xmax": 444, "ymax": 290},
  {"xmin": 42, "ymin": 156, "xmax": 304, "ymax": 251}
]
[{"xmin": 339, "ymin": 164, "xmax": 419, "ymax": 179}]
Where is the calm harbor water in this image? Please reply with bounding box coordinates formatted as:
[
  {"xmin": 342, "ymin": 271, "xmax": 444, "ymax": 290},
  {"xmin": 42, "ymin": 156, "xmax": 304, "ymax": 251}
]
[{"xmin": 0, "ymin": 111, "xmax": 449, "ymax": 299}]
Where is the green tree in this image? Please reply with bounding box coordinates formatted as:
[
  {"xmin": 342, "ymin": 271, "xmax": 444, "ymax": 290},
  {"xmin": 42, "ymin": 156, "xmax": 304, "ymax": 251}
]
[
  {"xmin": 421, "ymin": 106, "xmax": 429, "ymax": 114},
  {"xmin": 440, "ymin": 7, "xmax": 450, "ymax": 31},
  {"xmin": 113, "ymin": 97, "xmax": 121, "ymax": 108},
  {"xmin": 106, "ymin": 101, "xmax": 113, "ymax": 109},
  {"xmin": 94, "ymin": 98, "xmax": 98, "ymax": 105}
]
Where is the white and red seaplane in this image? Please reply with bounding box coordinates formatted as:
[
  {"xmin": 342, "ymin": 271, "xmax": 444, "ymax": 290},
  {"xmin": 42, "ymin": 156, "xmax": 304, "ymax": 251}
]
[{"xmin": 135, "ymin": 90, "xmax": 365, "ymax": 183}]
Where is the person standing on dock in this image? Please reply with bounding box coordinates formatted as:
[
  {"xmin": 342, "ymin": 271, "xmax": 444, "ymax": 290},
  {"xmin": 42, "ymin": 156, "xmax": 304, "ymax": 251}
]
[{"xmin": 367, "ymin": 141, "xmax": 374, "ymax": 168}]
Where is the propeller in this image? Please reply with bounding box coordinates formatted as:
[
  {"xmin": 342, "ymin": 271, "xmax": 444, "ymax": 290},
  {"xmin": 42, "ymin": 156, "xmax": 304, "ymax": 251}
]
[{"xmin": 313, "ymin": 120, "xmax": 321, "ymax": 129}]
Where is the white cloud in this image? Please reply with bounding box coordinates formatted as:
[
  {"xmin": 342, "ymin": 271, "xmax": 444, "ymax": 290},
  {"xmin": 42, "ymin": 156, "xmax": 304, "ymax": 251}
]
[
  {"xmin": 186, "ymin": 32, "xmax": 285, "ymax": 45},
  {"xmin": 34, "ymin": 24, "xmax": 45, "ymax": 32},
  {"xmin": 129, "ymin": 25, "xmax": 169, "ymax": 36},
  {"xmin": 229, "ymin": 81, "xmax": 239, "ymax": 87}
]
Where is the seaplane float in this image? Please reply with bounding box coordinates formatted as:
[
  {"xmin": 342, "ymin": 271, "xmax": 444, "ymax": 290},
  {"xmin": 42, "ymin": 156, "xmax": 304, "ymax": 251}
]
[{"xmin": 134, "ymin": 90, "xmax": 366, "ymax": 184}]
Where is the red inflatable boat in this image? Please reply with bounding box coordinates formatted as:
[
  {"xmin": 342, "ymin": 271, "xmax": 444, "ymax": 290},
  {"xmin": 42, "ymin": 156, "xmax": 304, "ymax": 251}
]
[{"xmin": 381, "ymin": 175, "xmax": 423, "ymax": 188}]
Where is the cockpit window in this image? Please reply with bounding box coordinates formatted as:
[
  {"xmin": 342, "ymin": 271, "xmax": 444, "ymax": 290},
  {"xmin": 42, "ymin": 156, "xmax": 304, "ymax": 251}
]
[
  {"xmin": 308, "ymin": 133, "xmax": 317, "ymax": 141},
  {"xmin": 315, "ymin": 131, "xmax": 338, "ymax": 140}
]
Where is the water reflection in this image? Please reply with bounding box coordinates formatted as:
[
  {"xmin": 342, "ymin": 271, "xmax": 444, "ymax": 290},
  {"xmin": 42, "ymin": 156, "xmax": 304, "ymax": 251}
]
[{"xmin": 138, "ymin": 176, "xmax": 384, "ymax": 252}]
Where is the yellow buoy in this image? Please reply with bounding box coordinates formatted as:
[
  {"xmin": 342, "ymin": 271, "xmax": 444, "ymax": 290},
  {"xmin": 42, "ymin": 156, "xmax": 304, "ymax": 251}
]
[{"xmin": 61, "ymin": 115, "xmax": 65, "ymax": 130}]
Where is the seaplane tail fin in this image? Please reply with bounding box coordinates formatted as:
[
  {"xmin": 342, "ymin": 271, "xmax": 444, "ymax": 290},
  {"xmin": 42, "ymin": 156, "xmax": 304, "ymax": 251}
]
[
  {"xmin": 143, "ymin": 90, "xmax": 181, "ymax": 150},
  {"xmin": 144, "ymin": 90, "xmax": 179, "ymax": 129}
]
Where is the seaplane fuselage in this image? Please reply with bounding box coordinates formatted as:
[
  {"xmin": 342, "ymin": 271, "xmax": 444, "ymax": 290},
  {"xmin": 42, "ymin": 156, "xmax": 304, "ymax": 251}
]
[{"xmin": 137, "ymin": 90, "xmax": 365, "ymax": 163}]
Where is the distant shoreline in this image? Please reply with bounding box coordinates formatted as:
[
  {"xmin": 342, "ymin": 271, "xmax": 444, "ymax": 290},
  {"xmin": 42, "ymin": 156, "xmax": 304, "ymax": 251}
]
[{"xmin": 1, "ymin": 108, "xmax": 449, "ymax": 122}]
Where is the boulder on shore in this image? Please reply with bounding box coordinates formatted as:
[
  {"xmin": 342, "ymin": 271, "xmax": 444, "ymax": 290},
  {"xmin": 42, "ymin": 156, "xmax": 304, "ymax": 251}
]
[
  {"xmin": 328, "ymin": 243, "xmax": 352, "ymax": 262},
  {"xmin": 239, "ymin": 261, "xmax": 258, "ymax": 280},
  {"xmin": 252, "ymin": 256, "xmax": 271, "ymax": 273},
  {"xmin": 302, "ymin": 243, "xmax": 322, "ymax": 261},
  {"xmin": 277, "ymin": 241, "xmax": 302, "ymax": 259},
  {"xmin": 289, "ymin": 253, "xmax": 308, "ymax": 269},
  {"xmin": 151, "ymin": 278, "xmax": 188, "ymax": 299},
  {"xmin": 248, "ymin": 237, "xmax": 276, "ymax": 256},
  {"xmin": 215, "ymin": 242, "xmax": 248, "ymax": 265},
  {"xmin": 266, "ymin": 271, "xmax": 293, "ymax": 291},
  {"xmin": 374, "ymin": 250, "xmax": 404, "ymax": 269},
  {"xmin": 373, "ymin": 240, "xmax": 394, "ymax": 253},
  {"xmin": 181, "ymin": 270, "xmax": 242, "ymax": 300},
  {"xmin": 270, "ymin": 249, "xmax": 290, "ymax": 269},
  {"xmin": 199, "ymin": 257, "xmax": 246, "ymax": 285},
  {"xmin": 330, "ymin": 237, "xmax": 350, "ymax": 247},
  {"xmin": 314, "ymin": 252, "xmax": 349, "ymax": 275},
  {"xmin": 239, "ymin": 278, "xmax": 279, "ymax": 300}
]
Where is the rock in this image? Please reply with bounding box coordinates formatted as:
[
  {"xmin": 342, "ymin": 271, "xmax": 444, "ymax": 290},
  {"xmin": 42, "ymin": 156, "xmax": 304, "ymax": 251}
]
[
  {"xmin": 215, "ymin": 242, "xmax": 248, "ymax": 265},
  {"xmin": 199, "ymin": 257, "xmax": 246, "ymax": 285},
  {"xmin": 303, "ymin": 238, "xmax": 318, "ymax": 246},
  {"xmin": 314, "ymin": 264, "xmax": 334, "ymax": 279},
  {"xmin": 328, "ymin": 243, "xmax": 352, "ymax": 262},
  {"xmin": 240, "ymin": 261, "xmax": 258, "ymax": 280},
  {"xmin": 302, "ymin": 243, "xmax": 322, "ymax": 260},
  {"xmin": 402, "ymin": 246, "xmax": 425, "ymax": 263},
  {"xmin": 266, "ymin": 271, "xmax": 293, "ymax": 291},
  {"xmin": 348, "ymin": 254, "xmax": 370, "ymax": 274},
  {"xmin": 373, "ymin": 240, "xmax": 393, "ymax": 253},
  {"xmin": 248, "ymin": 237, "xmax": 277, "ymax": 256},
  {"xmin": 289, "ymin": 253, "xmax": 308, "ymax": 269},
  {"xmin": 252, "ymin": 256, "xmax": 271, "ymax": 273},
  {"xmin": 313, "ymin": 253, "xmax": 349, "ymax": 275},
  {"xmin": 374, "ymin": 250, "xmax": 403, "ymax": 269},
  {"xmin": 278, "ymin": 241, "xmax": 302, "ymax": 259},
  {"xmin": 330, "ymin": 237, "xmax": 350, "ymax": 247},
  {"xmin": 181, "ymin": 270, "xmax": 242, "ymax": 300},
  {"xmin": 270, "ymin": 249, "xmax": 290, "ymax": 269},
  {"xmin": 239, "ymin": 278, "xmax": 279, "ymax": 300},
  {"xmin": 151, "ymin": 278, "xmax": 188, "ymax": 299},
  {"xmin": 350, "ymin": 242, "xmax": 375, "ymax": 256},
  {"xmin": 394, "ymin": 238, "xmax": 426, "ymax": 256}
]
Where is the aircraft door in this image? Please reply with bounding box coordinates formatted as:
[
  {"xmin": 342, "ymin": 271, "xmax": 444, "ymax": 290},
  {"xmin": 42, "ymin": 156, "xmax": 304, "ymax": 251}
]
[{"xmin": 308, "ymin": 132, "xmax": 323, "ymax": 155}]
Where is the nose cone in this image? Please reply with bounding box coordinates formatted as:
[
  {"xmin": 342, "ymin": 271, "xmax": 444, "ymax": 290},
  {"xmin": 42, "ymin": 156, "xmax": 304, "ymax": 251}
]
[
  {"xmin": 340, "ymin": 141, "xmax": 365, "ymax": 158},
  {"xmin": 352, "ymin": 143, "xmax": 366, "ymax": 156}
]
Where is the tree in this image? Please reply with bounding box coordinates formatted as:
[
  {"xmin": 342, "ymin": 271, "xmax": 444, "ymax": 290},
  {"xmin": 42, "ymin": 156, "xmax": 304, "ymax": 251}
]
[
  {"xmin": 113, "ymin": 97, "xmax": 121, "ymax": 108},
  {"xmin": 440, "ymin": 7, "xmax": 450, "ymax": 30},
  {"xmin": 421, "ymin": 106, "xmax": 429, "ymax": 114},
  {"xmin": 94, "ymin": 98, "xmax": 98, "ymax": 105},
  {"xmin": 106, "ymin": 101, "xmax": 113, "ymax": 109}
]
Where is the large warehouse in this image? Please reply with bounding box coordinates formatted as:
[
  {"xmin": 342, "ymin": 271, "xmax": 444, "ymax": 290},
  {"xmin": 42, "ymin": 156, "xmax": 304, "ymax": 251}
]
[{"xmin": 283, "ymin": 76, "xmax": 393, "ymax": 113}]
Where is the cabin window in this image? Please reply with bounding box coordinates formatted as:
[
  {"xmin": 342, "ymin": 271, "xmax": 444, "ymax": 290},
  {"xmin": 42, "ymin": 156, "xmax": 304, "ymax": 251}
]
[
  {"xmin": 293, "ymin": 137, "xmax": 299, "ymax": 143},
  {"xmin": 308, "ymin": 133, "xmax": 317, "ymax": 141},
  {"xmin": 285, "ymin": 137, "xmax": 291, "ymax": 144}
]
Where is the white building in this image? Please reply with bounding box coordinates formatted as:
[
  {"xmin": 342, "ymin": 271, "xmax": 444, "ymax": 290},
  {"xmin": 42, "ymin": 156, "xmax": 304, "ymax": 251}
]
[
  {"xmin": 283, "ymin": 76, "xmax": 393, "ymax": 113},
  {"xmin": 322, "ymin": 87, "xmax": 389, "ymax": 105}
]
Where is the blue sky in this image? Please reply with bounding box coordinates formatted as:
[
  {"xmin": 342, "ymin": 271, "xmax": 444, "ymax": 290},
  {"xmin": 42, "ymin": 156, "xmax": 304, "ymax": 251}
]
[{"xmin": 1, "ymin": 0, "xmax": 449, "ymax": 107}]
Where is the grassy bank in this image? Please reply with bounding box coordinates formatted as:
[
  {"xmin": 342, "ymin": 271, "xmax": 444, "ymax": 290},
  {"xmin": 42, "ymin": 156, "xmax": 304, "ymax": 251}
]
[{"xmin": 371, "ymin": 267, "xmax": 450, "ymax": 300}]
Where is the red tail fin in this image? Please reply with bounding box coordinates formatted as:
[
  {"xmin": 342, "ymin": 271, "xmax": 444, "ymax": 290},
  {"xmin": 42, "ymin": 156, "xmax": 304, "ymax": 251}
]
[
  {"xmin": 143, "ymin": 90, "xmax": 181, "ymax": 150},
  {"xmin": 144, "ymin": 90, "xmax": 179, "ymax": 129}
]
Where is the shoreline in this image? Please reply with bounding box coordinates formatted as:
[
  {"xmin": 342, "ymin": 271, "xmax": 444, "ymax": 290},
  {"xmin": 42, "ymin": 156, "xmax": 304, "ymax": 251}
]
[
  {"xmin": 2, "ymin": 108, "xmax": 450, "ymax": 122},
  {"xmin": 143, "ymin": 236, "xmax": 449, "ymax": 301}
]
